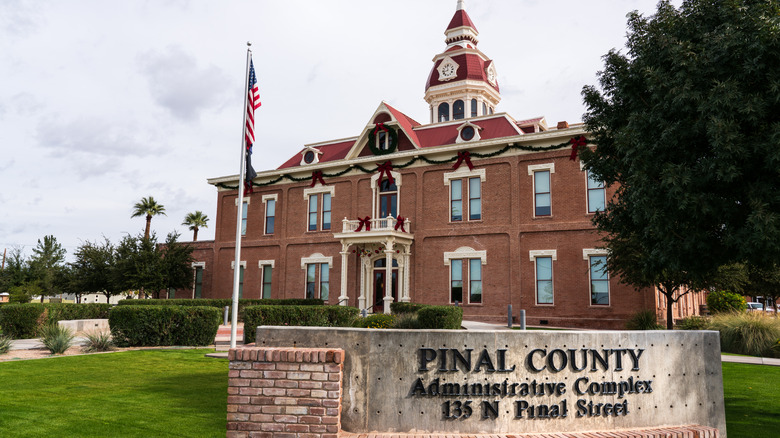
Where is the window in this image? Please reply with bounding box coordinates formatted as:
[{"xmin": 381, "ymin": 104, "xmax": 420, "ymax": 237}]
[
  {"xmin": 528, "ymin": 164, "xmax": 554, "ymax": 217},
  {"xmin": 535, "ymin": 256, "xmax": 553, "ymax": 304},
  {"xmin": 530, "ymin": 250, "xmax": 556, "ymax": 305},
  {"xmin": 471, "ymin": 99, "xmax": 477, "ymax": 117},
  {"xmin": 587, "ymin": 170, "xmax": 605, "ymax": 213},
  {"xmin": 304, "ymin": 187, "xmax": 334, "ymax": 232},
  {"xmin": 482, "ymin": 102, "xmax": 487, "ymax": 116},
  {"xmin": 377, "ymin": 131, "xmax": 389, "ymax": 151},
  {"xmin": 445, "ymin": 168, "xmax": 485, "ymax": 222},
  {"xmin": 241, "ymin": 200, "xmax": 248, "ymax": 235},
  {"xmin": 263, "ymin": 194, "xmax": 277, "ymax": 235},
  {"xmin": 192, "ymin": 262, "xmax": 205, "ymax": 299},
  {"xmin": 379, "ymin": 179, "xmax": 397, "ymax": 218},
  {"xmin": 589, "ymin": 255, "xmax": 609, "ymax": 305},
  {"xmin": 259, "ymin": 260, "xmax": 275, "ymax": 299},
  {"xmin": 438, "ymin": 102, "xmax": 450, "ymax": 122},
  {"xmin": 305, "ymin": 263, "xmax": 329, "ymax": 300},
  {"xmin": 444, "ymin": 247, "xmax": 486, "ymax": 305},
  {"xmin": 231, "ymin": 261, "xmax": 246, "ymax": 298},
  {"xmin": 449, "ymin": 177, "xmax": 481, "ymax": 221},
  {"xmin": 453, "ymin": 100, "xmax": 465, "ymax": 120}
]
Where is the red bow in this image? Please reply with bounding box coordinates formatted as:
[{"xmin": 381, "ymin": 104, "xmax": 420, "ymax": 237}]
[
  {"xmin": 394, "ymin": 216, "xmax": 406, "ymax": 232},
  {"xmin": 372, "ymin": 123, "xmax": 388, "ymax": 136},
  {"xmin": 356, "ymin": 216, "xmax": 372, "ymax": 232},
  {"xmin": 310, "ymin": 170, "xmax": 325, "ymax": 187},
  {"xmin": 244, "ymin": 181, "xmax": 253, "ymax": 194},
  {"xmin": 376, "ymin": 161, "xmax": 395, "ymax": 187},
  {"xmin": 569, "ymin": 136, "xmax": 587, "ymax": 160},
  {"xmin": 453, "ymin": 150, "xmax": 474, "ymax": 171}
]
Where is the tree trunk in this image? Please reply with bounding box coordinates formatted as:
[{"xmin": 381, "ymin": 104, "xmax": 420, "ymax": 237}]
[
  {"xmin": 193, "ymin": 227, "xmax": 199, "ymax": 242},
  {"xmin": 665, "ymin": 297, "xmax": 674, "ymax": 330},
  {"xmin": 145, "ymin": 214, "xmax": 152, "ymax": 240}
]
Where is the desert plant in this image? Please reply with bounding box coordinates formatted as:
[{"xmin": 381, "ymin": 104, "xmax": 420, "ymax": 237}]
[
  {"xmin": 709, "ymin": 312, "xmax": 780, "ymax": 357},
  {"xmin": 706, "ymin": 290, "xmax": 747, "ymax": 314},
  {"xmin": 81, "ymin": 330, "xmax": 115, "ymax": 352},
  {"xmin": 40, "ymin": 324, "xmax": 75, "ymax": 355},
  {"xmin": 0, "ymin": 335, "xmax": 12, "ymax": 354},
  {"xmin": 354, "ymin": 314, "xmax": 396, "ymax": 329},
  {"xmin": 676, "ymin": 315, "xmax": 710, "ymax": 330},
  {"xmin": 392, "ymin": 313, "xmax": 421, "ymax": 329},
  {"xmin": 625, "ymin": 310, "xmax": 664, "ymax": 330}
]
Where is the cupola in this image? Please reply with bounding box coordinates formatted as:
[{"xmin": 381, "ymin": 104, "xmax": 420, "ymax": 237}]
[{"xmin": 424, "ymin": 0, "xmax": 501, "ymax": 124}]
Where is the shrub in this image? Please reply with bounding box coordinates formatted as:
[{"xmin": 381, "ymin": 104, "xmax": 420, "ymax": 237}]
[
  {"xmin": 0, "ymin": 335, "xmax": 11, "ymax": 354},
  {"xmin": 243, "ymin": 305, "xmax": 359, "ymax": 343},
  {"xmin": 709, "ymin": 312, "xmax": 780, "ymax": 357},
  {"xmin": 625, "ymin": 310, "xmax": 664, "ymax": 330},
  {"xmin": 390, "ymin": 302, "xmax": 428, "ymax": 315},
  {"xmin": 40, "ymin": 324, "xmax": 75, "ymax": 355},
  {"xmin": 43, "ymin": 303, "xmax": 112, "ymax": 323},
  {"xmin": 676, "ymin": 315, "xmax": 710, "ymax": 330},
  {"xmin": 81, "ymin": 330, "xmax": 115, "ymax": 352},
  {"xmin": 392, "ymin": 313, "xmax": 421, "ymax": 329},
  {"xmin": 116, "ymin": 298, "xmax": 324, "ymax": 322},
  {"xmin": 417, "ymin": 305, "xmax": 463, "ymax": 330},
  {"xmin": 354, "ymin": 314, "xmax": 396, "ymax": 329},
  {"xmin": 0, "ymin": 304, "xmax": 45, "ymax": 338},
  {"xmin": 109, "ymin": 306, "xmax": 220, "ymax": 347},
  {"xmin": 707, "ymin": 290, "xmax": 747, "ymax": 314}
]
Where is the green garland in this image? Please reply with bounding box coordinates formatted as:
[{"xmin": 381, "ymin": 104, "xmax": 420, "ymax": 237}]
[
  {"xmin": 216, "ymin": 137, "xmax": 587, "ymax": 190},
  {"xmin": 367, "ymin": 124, "xmax": 398, "ymax": 155}
]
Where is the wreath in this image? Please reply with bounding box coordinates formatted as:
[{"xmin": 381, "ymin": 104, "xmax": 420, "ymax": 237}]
[{"xmin": 367, "ymin": 123, "xmax": 398, "ymax": 155}]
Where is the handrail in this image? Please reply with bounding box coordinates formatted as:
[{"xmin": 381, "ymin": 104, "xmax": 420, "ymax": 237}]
[{"xmin": 341, "ymin": 215, "xmax": 412, "ymax": 233}]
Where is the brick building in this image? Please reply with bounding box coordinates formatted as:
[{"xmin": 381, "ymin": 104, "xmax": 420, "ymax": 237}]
[{"xmin": 181, "ymin": 1, "xmax": 706, "ymax": 328}]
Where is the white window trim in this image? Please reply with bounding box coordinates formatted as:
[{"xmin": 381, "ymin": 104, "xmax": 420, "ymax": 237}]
[
  {"xmin": 445, "ymin": 168, "xmax": 485, "ymax": 223},
  {"xmin": 258, "ymin": 260, "xmax": 275, "ymax": 268},
  {"xmin": 303, "ymin": 185, "xmax": 335, "ymax": 200},
  {"xmin": 300, "ymin": 253, "xmax": 333, "ymax": 269},
  {"xmin": 585, "ymin": 251, "xmax": 610, "ymax": 307},
  {"xmin": 235, "ymin": 198, "xmax": 251, "ymax": 206},
  {"xmin": 230, "ymin": 261, "xmax": 247, "ymax": 270},
  {"xmin": 529, "ymin": 164, "xmax": 554, "ymax": 217},
  {"xmin": 259, "ymin": 260, "xmax": 274, "ymax": 299},
  {"xmin": 531, "ymin": 251, "xmax": 556, "ymax": 306},
  {"xmin": 582, "ymin": 248, "xmax": 608, "ymax": 260},
  {"xmin": 529, "ymin": 249, "xmax": 557, "ymax": 261},
  {"xmin": 191, "ymin": 261, "xmax": 206, "ymax": 269},
  {"xmin": 443, "ymin": 167, "xmax": 486, "ymax": 186},
  {"xmin": 527, "ymin": 163, "xmax": 555, "ymax": 175},
  {"xmin": 444, "ymin": 246, "xmax": 487, "ymax": 266},
  {"xmin": 262, "ymin": 194, "xmax": 278, "ymax": 235},
  {"xmin": 371, "ymin": 170, "xmax": 402, "ymax": 219},
  {"xmin": 585, "ymin": 170, "xmax": 606, "ymax": 214}
]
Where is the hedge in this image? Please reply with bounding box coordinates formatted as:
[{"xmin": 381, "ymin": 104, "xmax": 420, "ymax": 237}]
[
  {"xmin": 0, "ymin": 303, "xmax": 113, "ymax": 339},
  {"xmin": 108, "ymin": 305, "xmax": 221, "ymax": 347},
  {"xmin": 390, "ymin": 302, "xmax": 428, "ymax": 314},
  {"xmin": 116, "ymin": 298, "xmax": 323, "ymax": 322},
  {"xmin": 417, "ymin": 305, "xmax": 463, "ymax": 330},
  {"xmin": 243, "ymin": 305, "xmax": 359, "ymax": 344}
]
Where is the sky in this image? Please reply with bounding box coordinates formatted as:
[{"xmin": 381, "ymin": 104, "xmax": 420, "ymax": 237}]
[{"xmin": 0, "ymin": 0, "xmax": 675, "ymax": 262}]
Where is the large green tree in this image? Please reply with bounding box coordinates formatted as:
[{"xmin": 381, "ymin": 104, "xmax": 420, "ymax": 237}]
[
  {"xmin": 131, "ymin": 196, "xmax": 166, "ymax": 240},
  {"xmin": 182, "ymin": 211, "xmax": 209, "ymax": 242},
  {"xmin": 29, "ymin": 235, "xmax": 67, "ymax": 302},
  {"xmin": 580, "ymin": 0, "xmax": 780, "ymax": 328},
  {"xmin": 0, "ymin": 247, "xmax": 29, "ymax": 292},
  {"xmin": 71, "ymin": 238, "xmax": 119, "ymax": 303},
  {"xmin": 159, "ymin": 232, "xmax": 195, "ymax": 297}
]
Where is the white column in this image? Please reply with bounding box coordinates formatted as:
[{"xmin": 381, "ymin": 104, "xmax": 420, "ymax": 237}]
[
  {"xmin": 402, "ymin": 246, "xmax": 411, "ymax": 302},
  {"xmin": 339, "ymin": 243, "xmax": 351, "ymax": 306},
  {"xmin": 358, "ymin": 256, "xmax": 368, "ymax": 311},
  {"xmin": 383, "ymin": 239, "xmax": 395, "ymax": 314}
]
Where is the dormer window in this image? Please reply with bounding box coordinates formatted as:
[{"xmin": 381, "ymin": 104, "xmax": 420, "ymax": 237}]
[
  {"xmin": 377, "ymin": 131, "xmax": 389, "ymax": 151},
  {"xmin": 455, "ymin": 121, "xmax": 482, "ymax": 143},
  {"xmin": 299, "ymin": 146, "xmax": 322, "ymax": 166},
  {"xmin": 453, "ymin": 100, "xmax": 465, "ymax": 120}
]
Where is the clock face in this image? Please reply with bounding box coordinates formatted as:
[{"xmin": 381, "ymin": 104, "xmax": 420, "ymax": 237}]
[
  {"xmin": 487, "ymin": 66, "xmax": 496, "ymax": 84},
  {"xmin": 442, "ymin": 63, "xmax": 455, "ymax": 78}
]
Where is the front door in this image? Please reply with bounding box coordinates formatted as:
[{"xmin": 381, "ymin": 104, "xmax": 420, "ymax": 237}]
[{"xmin": 373, "ymin": 258, "xmax": 398, "ymax": 313}]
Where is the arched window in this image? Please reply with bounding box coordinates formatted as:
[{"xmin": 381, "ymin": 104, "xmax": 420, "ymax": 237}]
[
  {"xmin": 471, "ymin": 99, "xmax": 477, "ymax": 117},
  {"xmin": 489, "ymin": 106, "xmax": 494, "ymax": 115},
  {"xmin": 438, "ymin": 102, "xmax": 450, "ymax": 122},
  {"xmin": 378, "ymin": 178, "xmax": 398, "ymax": 218},
  {"xmin": 482, "ymin": 102, "xmax": 487, "ymax": 116},
  {"xmin": 453, "ymin": 100, "xmax": 465, "ymax": 120}
]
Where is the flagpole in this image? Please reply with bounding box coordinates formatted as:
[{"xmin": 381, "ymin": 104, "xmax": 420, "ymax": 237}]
[{"xmin": 230, "ymin": 43, "xmax": 253, "ymax": 349}]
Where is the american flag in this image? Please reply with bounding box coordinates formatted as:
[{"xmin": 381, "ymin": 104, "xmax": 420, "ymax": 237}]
[{"xmin": 244, "ymin": 58, "xmax": 261, "ymax": 193}]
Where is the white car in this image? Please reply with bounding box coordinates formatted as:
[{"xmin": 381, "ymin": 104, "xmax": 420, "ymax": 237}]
[{"xmin": 747, "ymin": 302, "xmax": 775, "ymax": 313}]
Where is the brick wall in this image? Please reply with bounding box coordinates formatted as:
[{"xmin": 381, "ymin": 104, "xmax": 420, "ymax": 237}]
[{"xmin": 227, "ymin": 347, "xmax": 343, "ymax": 438}]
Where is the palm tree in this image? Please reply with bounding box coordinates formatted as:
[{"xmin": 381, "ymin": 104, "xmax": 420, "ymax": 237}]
[
  {"xmin": 131, "ymin": 196, "xmax": 166, "ymax": 240},
  {"xmin": 182, "ymin": 211, "xmax": 209, "ymax": 241}
]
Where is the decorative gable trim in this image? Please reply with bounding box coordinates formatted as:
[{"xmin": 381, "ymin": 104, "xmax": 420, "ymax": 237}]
[{"xmin": 444, "ymin": 246, "xmax": 487, "ymax": 266}]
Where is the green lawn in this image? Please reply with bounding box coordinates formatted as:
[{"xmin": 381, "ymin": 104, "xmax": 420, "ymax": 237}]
[
  {"xmin": 0, "ymin": 349, "xmax": 228, "ymax": 437},
  {"xmin": 0, "ymin": 350, "xmax": 777, "ymax": 437}
]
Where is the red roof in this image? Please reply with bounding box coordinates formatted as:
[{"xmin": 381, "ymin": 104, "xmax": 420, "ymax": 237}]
[
  {"xmin": 446, "ymin": 9, "xmax": 477, "ymax": 32},
  {"xmin": 384, "ymin": 103, "xmax": 422, "ymax": 148},
  {"xmin": 277, "ymin": 139, "xmax": 354, "ymax": 170},
  {"xmin": 426, "ymin": 53, "xmax": 499, "ymax": 92},
  {"xmin": 415, "ymin": 116, "xmax": 522, "ymax": 148}
]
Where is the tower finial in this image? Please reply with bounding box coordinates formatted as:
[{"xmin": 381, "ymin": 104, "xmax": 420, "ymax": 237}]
[{"xmin": 456, "ymin": 0, "xmax": 465, "ymax": 11}]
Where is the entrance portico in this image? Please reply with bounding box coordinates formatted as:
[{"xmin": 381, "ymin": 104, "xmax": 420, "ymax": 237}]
[{"xmin": 334, "ymin": 216, "xmax": 413, "ymax": 313}]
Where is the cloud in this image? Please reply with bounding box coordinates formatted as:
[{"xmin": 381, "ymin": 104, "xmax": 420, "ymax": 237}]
[
  {"xmin": 0, "ymin": 0, "xmax": 41, "ymax": 38},
  {"xmin": 138, "ymin": 45, "xmax": 230, "ymax": 121},
  {"xmin": 35, "ymin": 116, "xmax": 161, "ymax": 160}
]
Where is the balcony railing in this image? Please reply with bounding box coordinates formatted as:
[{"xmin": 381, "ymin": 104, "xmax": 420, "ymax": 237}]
[{"xmin": 340, "ymin": 216, "xmax": 412, "ymax": 234}]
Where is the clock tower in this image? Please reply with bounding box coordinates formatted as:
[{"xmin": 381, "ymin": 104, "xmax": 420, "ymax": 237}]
[{"xmin": 424, "ymin": 0, "xmax": 501, "ymax": 123}]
